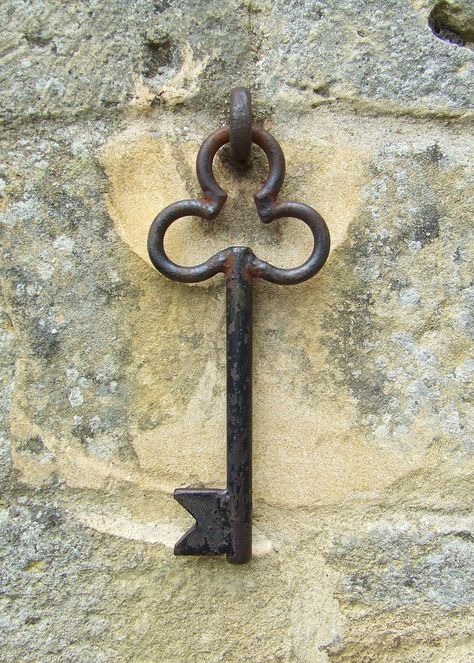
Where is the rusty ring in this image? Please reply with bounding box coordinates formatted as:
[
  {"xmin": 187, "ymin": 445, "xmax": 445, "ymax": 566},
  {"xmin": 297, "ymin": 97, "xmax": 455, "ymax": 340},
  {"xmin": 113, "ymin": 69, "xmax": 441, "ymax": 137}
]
[{"xmin": 229, "ymin": 87, "xmax": 252, "ymax": 162}]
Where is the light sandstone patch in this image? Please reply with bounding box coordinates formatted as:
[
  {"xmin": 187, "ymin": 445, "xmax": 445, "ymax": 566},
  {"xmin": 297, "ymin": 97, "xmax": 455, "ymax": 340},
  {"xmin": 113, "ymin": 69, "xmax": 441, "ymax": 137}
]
[{"xmin": 95, "ymin": 126, "xmax": 426, "ymax": 507}]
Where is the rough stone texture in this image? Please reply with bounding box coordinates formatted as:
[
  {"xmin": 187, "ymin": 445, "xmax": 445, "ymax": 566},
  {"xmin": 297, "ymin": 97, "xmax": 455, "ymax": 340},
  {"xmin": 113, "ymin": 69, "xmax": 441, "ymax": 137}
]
[
  {"xmin": 1, "ymin": 1, "xmax": 473, "ymax": 661},
  {"xmin": 428, "ymin": 0, "xmax": 474, "ymax": 45}
]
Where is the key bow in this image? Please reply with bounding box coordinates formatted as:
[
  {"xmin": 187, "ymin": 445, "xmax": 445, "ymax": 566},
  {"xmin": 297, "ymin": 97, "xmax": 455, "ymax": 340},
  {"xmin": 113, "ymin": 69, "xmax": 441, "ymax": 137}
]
[{"xmin": 147, "ymin": 123, "xmax": 330, "ymax": 285}]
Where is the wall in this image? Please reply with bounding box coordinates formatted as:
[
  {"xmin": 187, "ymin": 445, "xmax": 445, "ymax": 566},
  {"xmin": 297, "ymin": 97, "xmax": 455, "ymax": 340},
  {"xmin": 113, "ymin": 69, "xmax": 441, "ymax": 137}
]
[{"xmin": 1, "ymin": 1, "xmax": 473, "ymax": 661}]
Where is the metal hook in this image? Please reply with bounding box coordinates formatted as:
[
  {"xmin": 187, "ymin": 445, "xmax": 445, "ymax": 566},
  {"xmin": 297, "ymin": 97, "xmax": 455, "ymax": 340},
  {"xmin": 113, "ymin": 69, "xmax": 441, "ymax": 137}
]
[{"xmin": 229, "ymin": 87, "xmax": 252, "ymax": 163}]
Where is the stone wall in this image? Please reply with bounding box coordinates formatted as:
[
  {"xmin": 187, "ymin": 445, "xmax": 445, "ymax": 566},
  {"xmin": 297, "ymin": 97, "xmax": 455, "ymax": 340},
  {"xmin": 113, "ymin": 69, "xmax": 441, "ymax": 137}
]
[{"xmin": 1, "ymin": 1, "xmax": 473, "ymax": 661}]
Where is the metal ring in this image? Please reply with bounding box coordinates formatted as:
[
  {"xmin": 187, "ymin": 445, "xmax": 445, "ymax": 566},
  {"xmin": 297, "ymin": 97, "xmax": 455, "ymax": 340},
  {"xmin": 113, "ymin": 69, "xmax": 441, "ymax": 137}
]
[{"xmin": 229, "ymin": 88, "xmax": 252, "ymax": 163}]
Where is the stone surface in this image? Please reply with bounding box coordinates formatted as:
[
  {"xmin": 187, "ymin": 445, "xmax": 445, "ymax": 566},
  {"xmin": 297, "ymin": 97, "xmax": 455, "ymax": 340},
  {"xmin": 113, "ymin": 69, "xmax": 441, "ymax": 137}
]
[
  {"xmin": 1, "ymin": 0, "xmax": 473, "ymax": 661},
  {"xmin": 428, "ymin": 0, "xmax": 474, "ymax": 45}
]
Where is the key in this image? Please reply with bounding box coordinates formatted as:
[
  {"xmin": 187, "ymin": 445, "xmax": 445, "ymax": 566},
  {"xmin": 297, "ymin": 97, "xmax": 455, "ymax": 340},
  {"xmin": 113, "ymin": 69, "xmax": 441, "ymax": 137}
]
[{"xmin": 147, "ymin": 88, "xmax": 330, "ymax": 564}]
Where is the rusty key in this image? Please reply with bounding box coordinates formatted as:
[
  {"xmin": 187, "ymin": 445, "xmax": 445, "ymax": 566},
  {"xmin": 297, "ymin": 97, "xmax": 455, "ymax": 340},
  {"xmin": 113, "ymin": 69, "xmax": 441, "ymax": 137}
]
[{"xmin": 147, "ymin": 89, "xmax": 330, "ymax": 563}]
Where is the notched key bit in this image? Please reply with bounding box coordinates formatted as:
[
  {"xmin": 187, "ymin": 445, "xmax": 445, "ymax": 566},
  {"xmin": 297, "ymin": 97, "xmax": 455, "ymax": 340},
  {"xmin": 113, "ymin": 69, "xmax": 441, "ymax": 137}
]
[{"xmin": 147, "ymin": 88, "xmax": 330, "ymax": 564}]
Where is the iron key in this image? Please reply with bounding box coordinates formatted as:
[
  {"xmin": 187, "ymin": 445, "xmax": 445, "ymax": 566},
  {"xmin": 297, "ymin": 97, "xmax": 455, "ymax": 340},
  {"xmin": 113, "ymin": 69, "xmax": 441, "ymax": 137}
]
[{"xmin": 147, "ymin": 89, "xmax": 330, "ymax": 564}]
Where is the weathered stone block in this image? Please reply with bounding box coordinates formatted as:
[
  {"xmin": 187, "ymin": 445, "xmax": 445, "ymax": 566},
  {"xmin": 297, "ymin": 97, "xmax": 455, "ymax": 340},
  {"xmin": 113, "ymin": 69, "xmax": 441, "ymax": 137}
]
[{"xmin": 1, "ymin": 0, "xmax": 473, "ymax": 660}]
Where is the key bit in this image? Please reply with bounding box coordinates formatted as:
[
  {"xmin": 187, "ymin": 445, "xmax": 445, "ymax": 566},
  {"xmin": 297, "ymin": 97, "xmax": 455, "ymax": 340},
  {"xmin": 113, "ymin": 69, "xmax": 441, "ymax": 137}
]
[{"xmin": 147, "ymin": 88, "xmax": 330, "ymax": 564}]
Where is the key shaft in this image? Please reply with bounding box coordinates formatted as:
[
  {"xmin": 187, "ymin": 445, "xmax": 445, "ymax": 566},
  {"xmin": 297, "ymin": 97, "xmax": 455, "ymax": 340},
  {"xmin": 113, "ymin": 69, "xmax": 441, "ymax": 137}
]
[{"xmin": 226, "ymin": 247, "xmax": 253, "ymax": 563}]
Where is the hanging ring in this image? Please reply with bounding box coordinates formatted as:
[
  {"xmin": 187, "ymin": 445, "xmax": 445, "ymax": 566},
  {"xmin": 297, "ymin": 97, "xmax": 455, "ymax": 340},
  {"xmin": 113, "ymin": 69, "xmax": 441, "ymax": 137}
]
[{"xmin": 229, "ymin": 87, "xmax": 252, "ymax": 163}]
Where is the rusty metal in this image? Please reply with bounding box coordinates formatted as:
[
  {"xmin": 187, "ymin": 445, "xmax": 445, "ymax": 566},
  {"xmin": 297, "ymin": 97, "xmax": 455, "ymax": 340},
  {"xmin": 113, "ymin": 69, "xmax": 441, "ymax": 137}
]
[
  {"xmin": 230, "ymin": 87, "xmax": 252, "ymax": 162},
  {"xmin": 147, "ymin": 88, "xmax": 330, "ymax": 564}
]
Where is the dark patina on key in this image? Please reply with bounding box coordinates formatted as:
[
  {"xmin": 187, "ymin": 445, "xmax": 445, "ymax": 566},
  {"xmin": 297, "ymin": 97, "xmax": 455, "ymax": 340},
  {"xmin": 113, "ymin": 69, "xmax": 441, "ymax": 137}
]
[{"xmin": 147, "ymin": 89, "xmax": 330, "ymax": 564}]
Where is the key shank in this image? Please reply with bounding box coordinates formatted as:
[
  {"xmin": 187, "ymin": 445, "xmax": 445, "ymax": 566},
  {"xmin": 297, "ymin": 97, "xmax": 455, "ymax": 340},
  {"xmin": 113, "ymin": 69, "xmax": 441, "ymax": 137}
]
[
  {"xmin": 172, "ymin": 248, "xmax": 253, "ymax": 564},
  {"xmin": 226, "ymin": 247, "xmax": 253, "ymax": 563}
]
